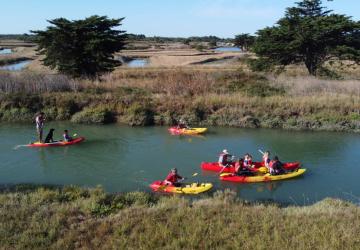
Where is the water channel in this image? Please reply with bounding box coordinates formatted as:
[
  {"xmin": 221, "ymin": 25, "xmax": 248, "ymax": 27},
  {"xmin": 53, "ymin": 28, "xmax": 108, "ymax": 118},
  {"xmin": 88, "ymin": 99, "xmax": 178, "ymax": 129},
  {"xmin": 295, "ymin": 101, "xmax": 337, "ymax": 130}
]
[{"xmin": 0, "ymin": 123, "xmax": 359, "ymax": 204}]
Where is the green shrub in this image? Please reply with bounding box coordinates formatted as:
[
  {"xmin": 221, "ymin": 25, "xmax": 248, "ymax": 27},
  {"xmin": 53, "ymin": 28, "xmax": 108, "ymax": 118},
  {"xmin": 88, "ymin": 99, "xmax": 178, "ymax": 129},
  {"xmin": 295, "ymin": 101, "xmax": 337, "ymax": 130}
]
[
  {"xmin": 247, "ymin": 58, "xmax": 274, "ymax": 72},
  {"xmin": 228, "ymin": 73, "xmax": 284, "ymax": 97},
  {"xmin": 71, "ymin": 107, "xmax": 115, "ymax": 124},
  {"xmin": 0, "ymin": 107, "xmax": 34, "ymax": 122},
  {"xmin": 154, "ymin": 111, "xmax": 175, "ymax": 125},
  {"xmin": 121, "ymin": 102, "xmax": 154, "ymax": 126}
]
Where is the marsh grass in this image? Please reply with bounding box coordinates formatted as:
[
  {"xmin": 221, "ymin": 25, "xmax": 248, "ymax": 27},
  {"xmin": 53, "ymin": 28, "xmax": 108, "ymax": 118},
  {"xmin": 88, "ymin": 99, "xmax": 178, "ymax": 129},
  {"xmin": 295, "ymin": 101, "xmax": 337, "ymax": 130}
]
[
  {"xmin": 0, "ymin": 68, "xmax": 360, "ymax": 130},
  {"xmin": 0, "ymin": 185, "xmax": 359, "ymax": 249},
  {"xmin": 0, "ymin": 72, "xmax": 80, "ymax": 93}
]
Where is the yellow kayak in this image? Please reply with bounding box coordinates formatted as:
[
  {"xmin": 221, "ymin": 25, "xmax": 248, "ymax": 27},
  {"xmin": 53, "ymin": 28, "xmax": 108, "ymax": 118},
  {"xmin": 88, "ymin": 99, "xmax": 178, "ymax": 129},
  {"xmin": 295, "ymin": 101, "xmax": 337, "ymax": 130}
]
[
  {"xmin": 220, "ymin": 169, "xmax": 306, "ymax": 183},
  {"xmin": 168, "ymin": 127, "xmax": 208, "ymax": 135},
  {"xmin": 150, "ymin": 181, "xmax": 213, "ymax": 194}
]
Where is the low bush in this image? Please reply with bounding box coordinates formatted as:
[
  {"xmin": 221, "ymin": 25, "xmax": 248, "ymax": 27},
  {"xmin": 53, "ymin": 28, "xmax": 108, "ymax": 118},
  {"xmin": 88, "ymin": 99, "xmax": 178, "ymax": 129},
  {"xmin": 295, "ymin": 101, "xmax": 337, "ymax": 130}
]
[
  {"xmin": 71, "ymin": 107, "xmax": 115, "ymax": 124},
  {"xmin": 120, "ymin": 102, "xmax": 154, "ymax": 126}
]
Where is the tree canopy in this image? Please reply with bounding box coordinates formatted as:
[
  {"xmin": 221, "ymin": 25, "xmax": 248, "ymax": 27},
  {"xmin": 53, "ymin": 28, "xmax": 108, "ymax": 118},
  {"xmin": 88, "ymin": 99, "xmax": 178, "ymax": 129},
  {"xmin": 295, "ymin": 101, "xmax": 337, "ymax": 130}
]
[
  {"xmin": 252, "ymin": 0, "xmax": 360, "ymax": 75},
  {"xmin": 32, "ymin": 15, "xmax": 126, "ymax": 78},
  {"xmin": 234, "ymin": 33, "xmax": 255, "ymax": 51}
]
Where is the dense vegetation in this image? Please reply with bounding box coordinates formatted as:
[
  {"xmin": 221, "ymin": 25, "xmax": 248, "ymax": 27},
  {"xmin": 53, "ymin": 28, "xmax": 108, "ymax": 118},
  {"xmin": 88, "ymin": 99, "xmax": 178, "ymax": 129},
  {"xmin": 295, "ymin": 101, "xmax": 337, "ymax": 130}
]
[
  {"xmin": 0, "ymin": 67, "xmax": 359, "ymax": 132},
  {"xmin": 252, "ymin": 0, "xmax": 360, "ymax": 76},
  {"xmin": 234, "ymin": 33, "xmax": 255, "ymax": 51},
  {"xmin": 0, "ymin": 185, "xmax": 359, "ymax": 249},
  {"xmin": 32, "ymin": 15, "xmax": 126, "ymax": 78}
]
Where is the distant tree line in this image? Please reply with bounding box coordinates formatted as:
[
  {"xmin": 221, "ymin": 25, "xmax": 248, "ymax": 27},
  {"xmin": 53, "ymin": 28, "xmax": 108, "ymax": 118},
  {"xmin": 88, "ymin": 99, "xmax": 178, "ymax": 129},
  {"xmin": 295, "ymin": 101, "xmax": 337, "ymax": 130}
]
[
  {"xmin": 126, "ymin": 34, "xmax": 232, "ymax": 44},
  {"xmin": 0, "ymin": 34, "xmax": 37, "ymax": 42}
]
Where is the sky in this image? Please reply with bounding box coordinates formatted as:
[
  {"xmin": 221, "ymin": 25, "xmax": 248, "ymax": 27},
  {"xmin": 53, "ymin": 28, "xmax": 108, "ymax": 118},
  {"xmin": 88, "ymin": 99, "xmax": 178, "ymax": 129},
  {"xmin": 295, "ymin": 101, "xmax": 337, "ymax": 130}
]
[{"xmin": 0, "ymin": 0, "xmax": 359, "ymax": 38}]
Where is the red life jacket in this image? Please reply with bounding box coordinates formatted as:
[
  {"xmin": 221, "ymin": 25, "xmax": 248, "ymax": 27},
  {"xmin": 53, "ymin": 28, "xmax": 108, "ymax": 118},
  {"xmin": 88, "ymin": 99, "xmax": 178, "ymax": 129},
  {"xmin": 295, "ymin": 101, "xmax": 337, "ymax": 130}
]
[
  {"xmin": 269, "ymin": 160, "xmax": 275, "ymax": 169},
  {"xmin": 244, "ymin": 159, "xmax": 252, "ymax": 167},
  {"xmin": 165, "ymin": 173, "xmax": 182, "ymax": 183}
]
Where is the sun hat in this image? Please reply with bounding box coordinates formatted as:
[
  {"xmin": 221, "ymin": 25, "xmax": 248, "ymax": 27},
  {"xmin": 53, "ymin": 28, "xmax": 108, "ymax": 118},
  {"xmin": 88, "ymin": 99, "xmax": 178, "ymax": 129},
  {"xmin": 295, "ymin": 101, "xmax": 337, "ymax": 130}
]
[{"xmin": 222, "ymin": 149, "xmax": 229, "ymax": 154}]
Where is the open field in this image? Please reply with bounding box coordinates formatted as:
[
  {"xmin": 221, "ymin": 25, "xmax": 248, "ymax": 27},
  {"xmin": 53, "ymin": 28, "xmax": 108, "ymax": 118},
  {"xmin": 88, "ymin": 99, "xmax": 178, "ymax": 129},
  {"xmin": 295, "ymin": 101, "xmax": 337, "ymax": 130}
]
[{"xmin": 0, "ymin": 185, "xmax": 359, "ymax": 249}]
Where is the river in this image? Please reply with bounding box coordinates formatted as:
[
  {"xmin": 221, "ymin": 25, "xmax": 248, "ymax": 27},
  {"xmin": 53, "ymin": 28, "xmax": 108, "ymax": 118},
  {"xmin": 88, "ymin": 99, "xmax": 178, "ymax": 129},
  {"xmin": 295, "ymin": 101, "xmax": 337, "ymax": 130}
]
[{"xmin": 0, "ymin": 123, "xmax": 359, "ymax": 204}]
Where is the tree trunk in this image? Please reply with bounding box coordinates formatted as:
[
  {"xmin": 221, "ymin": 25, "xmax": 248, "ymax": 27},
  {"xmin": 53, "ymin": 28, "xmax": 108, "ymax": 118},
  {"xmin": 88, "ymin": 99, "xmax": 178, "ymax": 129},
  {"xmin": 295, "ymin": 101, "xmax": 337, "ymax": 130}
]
[{"xmin": 304, "ymin": 56, "xmax": 318, "ymax": 76}]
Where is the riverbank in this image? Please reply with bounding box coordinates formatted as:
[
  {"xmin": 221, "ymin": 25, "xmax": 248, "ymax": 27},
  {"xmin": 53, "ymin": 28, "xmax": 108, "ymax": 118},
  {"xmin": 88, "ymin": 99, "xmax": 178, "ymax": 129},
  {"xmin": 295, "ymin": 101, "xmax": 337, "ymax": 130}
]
[
  {"xmin": 0, "ymin": 185, "xmax": 359, "ymax": 249},
  {"xmin": 1, "ymin": 67, "xmax": 360, "ymax": 132}
]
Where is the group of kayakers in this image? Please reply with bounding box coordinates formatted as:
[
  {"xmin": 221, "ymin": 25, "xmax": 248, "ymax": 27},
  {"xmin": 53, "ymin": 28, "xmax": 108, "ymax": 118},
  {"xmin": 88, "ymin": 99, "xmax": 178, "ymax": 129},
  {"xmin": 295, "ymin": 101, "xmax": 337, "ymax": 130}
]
[
  {"xmin": 35, "ymin": 112, "xmax": 73, "ymax": 143},
  {"xmin": 218, "ymin": 149, "xmax": 285, "ymax": 176},
  {"xmin": 162, "ymin": 149, "xmax": 287, "ymax": 187}
]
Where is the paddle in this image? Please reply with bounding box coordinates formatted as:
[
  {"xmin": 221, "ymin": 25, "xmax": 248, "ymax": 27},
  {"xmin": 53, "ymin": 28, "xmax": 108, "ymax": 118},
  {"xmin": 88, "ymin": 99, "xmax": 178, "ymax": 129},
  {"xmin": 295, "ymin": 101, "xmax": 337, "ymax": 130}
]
[
  {"xmin": 219, "ymin": 155, "xmax": 236, "ymax": 173},
  {"xmin": 158, "ymin": 172, "xmax": 198, "ymax": 191},
  {"xmin": 13, "ymin": 144, "xmax": 29, "ymax": 150},
  {"xmin": 220, "ymin": 172, "xmax": 233, "ymax": 177},
  {"xmin": 258, "ymin": 149, "xmax": 265, "ymax": 155}
]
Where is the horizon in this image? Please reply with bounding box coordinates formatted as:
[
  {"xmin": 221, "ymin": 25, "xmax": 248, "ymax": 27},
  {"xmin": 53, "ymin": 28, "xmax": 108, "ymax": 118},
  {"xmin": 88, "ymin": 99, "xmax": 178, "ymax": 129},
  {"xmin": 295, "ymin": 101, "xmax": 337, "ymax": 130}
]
[{"xmin": 0, "ymin": 0, "xmax": 359, "ymax": 38}]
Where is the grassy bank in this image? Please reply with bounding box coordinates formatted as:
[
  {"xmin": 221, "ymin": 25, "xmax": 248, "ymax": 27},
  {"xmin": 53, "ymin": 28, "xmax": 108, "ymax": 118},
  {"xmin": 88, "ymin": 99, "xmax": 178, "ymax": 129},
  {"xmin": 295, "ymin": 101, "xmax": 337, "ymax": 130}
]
[
  {"xmin": 0, "ymin": 67, "xmax": 360, "ymax": 132},
  {"xmin": 0, "ymin": 185, "xmax": 359, "ymax": 249}
]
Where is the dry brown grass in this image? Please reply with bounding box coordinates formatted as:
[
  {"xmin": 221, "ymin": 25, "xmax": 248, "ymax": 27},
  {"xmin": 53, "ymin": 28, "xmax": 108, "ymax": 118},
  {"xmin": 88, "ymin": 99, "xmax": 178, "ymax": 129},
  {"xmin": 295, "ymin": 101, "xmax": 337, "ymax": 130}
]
[{"xmin": 271, "ymin": 75, "xmax": 360, "ymax": 97}]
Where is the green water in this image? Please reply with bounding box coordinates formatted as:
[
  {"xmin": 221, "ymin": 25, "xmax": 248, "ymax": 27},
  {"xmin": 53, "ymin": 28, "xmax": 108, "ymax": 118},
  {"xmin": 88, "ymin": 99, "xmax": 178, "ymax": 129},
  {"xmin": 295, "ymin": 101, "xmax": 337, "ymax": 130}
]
[{"xmin": 1, "ymin": 123, "xmax": 359, "ymax": 204}]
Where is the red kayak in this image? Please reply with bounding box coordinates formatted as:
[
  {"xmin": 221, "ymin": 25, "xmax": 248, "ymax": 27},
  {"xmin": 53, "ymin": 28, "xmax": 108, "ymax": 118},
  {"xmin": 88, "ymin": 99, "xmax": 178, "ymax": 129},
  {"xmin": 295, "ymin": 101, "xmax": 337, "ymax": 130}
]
[
  {"xmin": 200, "ymin": 161, "xmax": 300, "ymax": 173},
  {"xmin": 27, "ymin": 137, "xmax": 85, "ymax": 147}
]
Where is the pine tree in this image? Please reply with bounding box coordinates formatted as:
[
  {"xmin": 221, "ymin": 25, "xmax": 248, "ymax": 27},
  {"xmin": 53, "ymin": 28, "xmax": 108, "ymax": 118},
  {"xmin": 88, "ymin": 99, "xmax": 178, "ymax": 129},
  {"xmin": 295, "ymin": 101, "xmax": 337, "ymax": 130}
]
[
  {"xmin": 32, "ymin": 15, "xmax": 126, "ymax": 78},
  {"xmin": 252, "ymin": 0, "xmax": 359, "ymax": 75}
]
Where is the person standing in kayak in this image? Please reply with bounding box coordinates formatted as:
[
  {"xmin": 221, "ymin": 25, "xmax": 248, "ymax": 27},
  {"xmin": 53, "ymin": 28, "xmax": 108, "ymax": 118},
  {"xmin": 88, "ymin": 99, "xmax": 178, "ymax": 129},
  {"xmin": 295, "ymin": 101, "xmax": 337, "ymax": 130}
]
[
  {"xmin": 164, "ymin": 168, "xmax": 184, "ymax": 186},
  {"xmin": 35, "ymin": 112, "xmax": 45, "ymax": 143}
]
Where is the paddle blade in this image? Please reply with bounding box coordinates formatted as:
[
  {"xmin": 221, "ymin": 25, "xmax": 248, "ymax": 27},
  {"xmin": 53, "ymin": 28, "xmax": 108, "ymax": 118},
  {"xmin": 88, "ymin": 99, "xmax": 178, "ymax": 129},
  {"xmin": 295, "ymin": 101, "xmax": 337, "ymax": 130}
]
[
  {"xmin": 258, "ymin": 167, "xmax": 268, "ymax": 174},
  {"xmin": 220, "ymin": 173, "xmax": 232, "ymax": 177},
  {"xmin": 73, "ymin": 133, "xmax": 78, "ymax": 137},
  {"xmin": 192, "ymin": 173, "xmax": 198, "ymax": 177}
]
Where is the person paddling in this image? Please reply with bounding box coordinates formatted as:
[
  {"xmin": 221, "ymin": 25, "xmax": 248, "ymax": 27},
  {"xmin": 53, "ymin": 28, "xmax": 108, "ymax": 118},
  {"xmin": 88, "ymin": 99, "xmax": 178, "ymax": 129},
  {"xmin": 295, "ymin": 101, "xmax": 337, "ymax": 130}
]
[
  {"xmin": 269, "ymin": 156, "xmax": 285, "ymax": 175},
  {"xmin": 177, "ymin": 118, "xmax": 189, "ymax": 129},
  {"xmin": 63, "ymin": 130, "xmax": 73, "ymax": 142},
  {"xmin": 235, "ymin": 158, "xmax": 254, "ymax": 176},
  {"xmin": 262, "ymin": 151, "xmax": 271, "ymax": 169},
  {"xmin": 244, "ymin": 153, "xmax": 254, "ymax": 168},
  {"xmin": 164, "ymin": 168, "xmax": 185, "ymax": 187},
  {"xmin": 35, "ymin": 112, "xmax": 45, "ymax": 143},
  {"xmin": 219, "ymin": 149, "xmax": 232, "ymax": 167}
]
